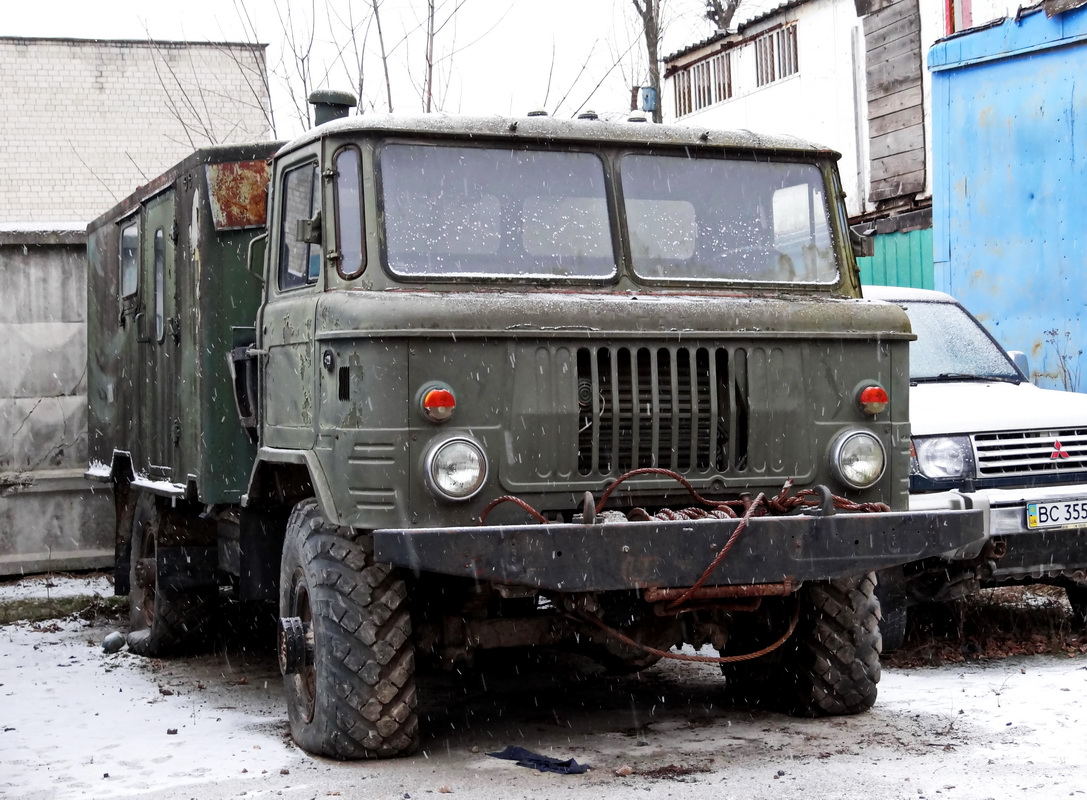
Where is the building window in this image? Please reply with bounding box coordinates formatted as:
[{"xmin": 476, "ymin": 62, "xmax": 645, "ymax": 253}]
[
  {"xmin": 712, "ymin": 52, "xmax": 732, "ymax": 104},
  {"xmin": 946, "ymin": 0, "xmax": 972, "ymax": 34},
  {"xmin": 673, "ymin": 50, "xmax": 732, "ymax": 117},
  {"xmin": 755, "ymin": 24, "xmax": 798, "ymax": 87},
  {"xmin": 674, "ymin": 69, "xmax": 692, "ymax": 117}
]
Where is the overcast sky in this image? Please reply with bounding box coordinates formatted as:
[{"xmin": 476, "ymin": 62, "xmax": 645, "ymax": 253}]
[{"xmin": 4, "ymin": 0, "xmax": 778, "ymax": 136}]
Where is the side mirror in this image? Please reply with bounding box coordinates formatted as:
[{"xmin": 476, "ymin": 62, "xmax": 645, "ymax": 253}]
[
  {"xmin": 850, "ymin": 225, "xmax": 874, "ymax": 259},
  {"xmin": 1008, "ymin": 350, "xmax": 1031, "ymax": 382},
  {"xmin": 247, "ymin": 232, "xmax": 267, "ymax": 282},
  {"xmin": 296, "ymin": 210, "xmax": 322, "ymax": 245}
]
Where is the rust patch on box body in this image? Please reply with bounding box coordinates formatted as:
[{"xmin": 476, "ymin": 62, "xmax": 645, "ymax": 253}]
[{"xmin": 206, "ymin": 160, "xmax": 270, "ymax": 230}]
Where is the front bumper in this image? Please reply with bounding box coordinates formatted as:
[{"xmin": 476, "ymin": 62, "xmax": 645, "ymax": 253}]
[
  {"xmin": 911, "ymin": 486, "xmax": 1087, "ymax": 579},
  {"xmin": 374, "ymin": 508, "xmax": 983, "ymax": 592}
]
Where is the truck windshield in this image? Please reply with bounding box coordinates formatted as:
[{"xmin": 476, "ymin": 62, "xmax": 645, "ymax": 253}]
[
  {"xmin": 379, "ymin": 143, "xmax": 615, "ymax": 279},
  {"xmin": 621, "ymin": 155, "xmax": 839, "ymax": 284},
  {"xmin": 904, "ymin": 300, "xmax": 1021, "ymax": 382}
]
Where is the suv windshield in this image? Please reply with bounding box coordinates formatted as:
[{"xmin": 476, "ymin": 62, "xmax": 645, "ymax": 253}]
[
  {"xmin": 622, "ymin": 155, "xmax": 838, "ymax": 283},
  {"xmin": 380, "ymin": 143, "xmax": 615, "ymax": 279},
  {"xmin": 903, "ymin": 300, "xmax": 1021, "ymax": 382}
]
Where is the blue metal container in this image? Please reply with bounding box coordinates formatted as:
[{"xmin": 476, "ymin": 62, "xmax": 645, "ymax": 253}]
[{"xmin": 930, "ymin": 6, "xmax": 1087, "ymax": 390}]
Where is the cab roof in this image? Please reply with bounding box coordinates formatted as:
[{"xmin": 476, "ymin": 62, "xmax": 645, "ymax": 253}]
[{"xmin": 277, "ymin": 112, "xmax": 840, "ymax": 160}]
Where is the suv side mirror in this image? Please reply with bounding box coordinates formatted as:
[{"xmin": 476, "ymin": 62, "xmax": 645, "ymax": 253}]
[{"xmin": 1008, "ymin": 350, "xmax": 1031, "ymax": 382}]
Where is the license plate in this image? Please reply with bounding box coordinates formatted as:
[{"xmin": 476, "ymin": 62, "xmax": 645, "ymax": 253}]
[{"xmin": 1026, "ymin": 499, "xmax": 1087, "ymax": 529}]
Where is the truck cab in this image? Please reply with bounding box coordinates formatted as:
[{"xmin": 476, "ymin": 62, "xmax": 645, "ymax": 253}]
[{"xmin": 87, "ymin": 99, "xmax": 983, "ymax": 760}]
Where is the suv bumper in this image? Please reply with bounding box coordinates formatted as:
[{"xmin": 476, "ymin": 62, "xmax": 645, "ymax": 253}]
[
  {"xmin": 912, "ymin": 487, "xmax": 1087, "ymax": 580},
  {"xmin": 374, "ymin": 509, "xmax": 983, "ymax": 592}
]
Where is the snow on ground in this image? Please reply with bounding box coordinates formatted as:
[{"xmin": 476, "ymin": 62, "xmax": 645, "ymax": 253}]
[
  {"xmin": 0, "ymin": 615, "xmax": 288, "ymax": 799},
  {"xmin": 0, "ymin": 613, "xmax": 1085, "ymax": 800},
  {"xmin": 0, "ymin": 574, "xmax": 112, "ymax": 602},
  {"xmin": 0, "ymin": 576, "xmax": 1085, "ymax": 800}
]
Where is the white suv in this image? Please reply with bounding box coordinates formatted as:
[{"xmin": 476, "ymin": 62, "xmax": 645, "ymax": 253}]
[{"xmin": 864, "ymin": 286, "xmax": 1087, "ymax": 648}]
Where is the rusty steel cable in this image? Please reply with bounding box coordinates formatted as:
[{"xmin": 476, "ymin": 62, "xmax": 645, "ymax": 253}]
[
  {"xmin": 664, "ymin": 493, "xmax": 766, "ymax": 611},
  {"xmin": 478, "ymin": 494, "xmax": 550, "ymax": 525},
  {"xmin": 479, "ymin": 469, "xmax": 888, "ymax": 525},
  {"xmin": 475, "ymin": 470, "xmax": 889, "ymax": 665},
  {"xmin": 574, "ymin": 598, "xmax": 802, "ymax": 665}
]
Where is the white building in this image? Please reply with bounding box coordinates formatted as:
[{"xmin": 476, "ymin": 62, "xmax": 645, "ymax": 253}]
[
  {"xmin": 0, "ymin": 37, "xmax": 271, "ymax": 575},
  {"xmin": 664, "ymin": 0, "xmax": 1020, "ymax": 229},
  {"xmin": 0, "ymin": 37, "xmax": 271, "ymax": 224}
]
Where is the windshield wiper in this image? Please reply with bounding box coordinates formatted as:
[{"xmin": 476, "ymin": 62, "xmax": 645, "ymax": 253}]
[{"xmin": 912, "ymin": 373, "xmax": 1021, "ymax": 384}]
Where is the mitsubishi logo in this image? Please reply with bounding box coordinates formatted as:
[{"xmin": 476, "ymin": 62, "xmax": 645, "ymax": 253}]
[{"xmin": 1051, "ymin": 440, "xmax": 1071, "ymax": 459}]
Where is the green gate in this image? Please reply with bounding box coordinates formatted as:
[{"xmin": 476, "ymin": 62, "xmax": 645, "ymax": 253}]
[{"xmin": 857, "ymin": 228, "xmax": 933, "ymax": 289}]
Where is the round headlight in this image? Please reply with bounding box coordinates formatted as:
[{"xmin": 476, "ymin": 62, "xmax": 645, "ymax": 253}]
[
  {"xmin": 913, "ymin": 436, "xmax": 973, "ymax": 480},
  {"xmin": 831, "ymin": 430, "xmax": 886, "ymax": 489},
  {"xmin": 425, "ymin": 438, "xmax": 487, "ymax": 501}
]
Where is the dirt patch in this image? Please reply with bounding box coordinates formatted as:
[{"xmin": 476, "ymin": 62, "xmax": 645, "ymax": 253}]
[
  {"xmin": 0, "ymin": 594, "xmax": 125, "ymax": 625},
  {"xmin": 885, "ymin": 585, "xmax": 1087, "ymax": 668},
  {"xmin": 637, "ymin": 762, "xmax": 713, "ymax": 780}
]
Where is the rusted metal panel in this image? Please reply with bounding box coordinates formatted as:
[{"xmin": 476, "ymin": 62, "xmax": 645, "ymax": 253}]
[{"xmin": 205, "ymin": 160, "xmax": 270, "ymax": 230}]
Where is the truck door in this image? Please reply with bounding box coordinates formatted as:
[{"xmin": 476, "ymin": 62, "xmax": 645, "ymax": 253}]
[
  {"xmin": 260, "ymin": 152, "xmax": 322, "ymax": 450},
  {"xmin": 138, "ymin": 190, "xmax": 179, "ymax": 476}
]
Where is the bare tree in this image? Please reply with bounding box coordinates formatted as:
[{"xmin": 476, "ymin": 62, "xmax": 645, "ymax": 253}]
[
  {"xmin": 629, "ymin": 0, "xmax": 744, "ymax": 122},
  {"xmin": 272, "ymin": 0, "xmax": 319, "ymax": 130},
  {"xmin": 630, "ymin": 0, "xmax": 664, "ymax": 122},
  {"xmin": 705, "ymin": 0, "xmax": 742, "ymax": 33},
  {"xmin": 372, "ymin": 0, "xmax": 395, "ymax": 112}
]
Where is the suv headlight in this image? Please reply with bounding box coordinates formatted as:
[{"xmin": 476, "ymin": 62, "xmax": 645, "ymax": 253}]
[
  {"xmin": 425, "ymin": 438, "xmax": 487, "ymax": 501},
  {"xmin": 912, "ymin": 436, "xmax": 974, "ymax": 480},
  {"xmin": 830, "ymin": 430, "xmax": 886, "ymax": 489}
]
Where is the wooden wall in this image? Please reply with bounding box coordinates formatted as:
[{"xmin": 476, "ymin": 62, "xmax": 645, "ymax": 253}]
[{"xmin": 857, "ymin": 0, "xmax": 926, "ymax": 204}]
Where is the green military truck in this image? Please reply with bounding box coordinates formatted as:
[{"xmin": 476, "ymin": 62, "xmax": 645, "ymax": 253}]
[{"xmin": 87, "ymin": 94, "xmax": 983, "ymax": 759}]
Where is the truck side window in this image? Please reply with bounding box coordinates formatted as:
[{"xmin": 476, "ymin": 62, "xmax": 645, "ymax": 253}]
[
  {"xmin": 334, "ymin": 146, "xmax": 364, "ymax": 279},
  {"xmin": 279, "ymin": 162, "xmax": 319, "ymax": 290},
  {"xmin": 120, "ymin": 222, "xmax": 139, "ymax": 297},
  {"xmin": 153, "ymin": 228, "xmax": 165, "ymax": 342}
]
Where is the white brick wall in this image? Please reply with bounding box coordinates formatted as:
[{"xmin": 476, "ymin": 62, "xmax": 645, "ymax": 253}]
[{"xmin": 0, "ymin": 37, "xmax": 271, "ymax": 225}]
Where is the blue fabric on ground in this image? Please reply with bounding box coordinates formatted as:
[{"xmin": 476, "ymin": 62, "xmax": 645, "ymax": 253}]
[{"xmin": 487, "ymin": 745, "xmax": 589, "ymax": 774}]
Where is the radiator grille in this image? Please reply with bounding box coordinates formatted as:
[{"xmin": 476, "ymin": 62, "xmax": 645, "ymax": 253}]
[
  {"xmin": 576, "ymin": 346, "xmax": 748, "ymax": 476},
  {"xmin": 974, "ymin": 428, "xmax": 1087, "ymax": 478}
]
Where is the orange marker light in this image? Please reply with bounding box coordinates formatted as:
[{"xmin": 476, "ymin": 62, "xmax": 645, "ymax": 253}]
[
  {"xmin": 858, "ymin": 385, "xmax": 889, "ymax": 415},
  {"xmin": 422, "ymin": 388, "xmax": 456, "ymax": 422}
]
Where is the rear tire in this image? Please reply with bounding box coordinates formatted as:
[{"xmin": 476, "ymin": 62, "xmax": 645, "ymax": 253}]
[
  {"xmin": 126, "ymin": 493, "xmax": 216, "ymax": 656},
  {"xmin": 782, "ymin": 574, "xmax": 881, "ymax": 716},
  {"xmin": 280, "ymin": 499, "xmax": 419, "ymax": 759}
]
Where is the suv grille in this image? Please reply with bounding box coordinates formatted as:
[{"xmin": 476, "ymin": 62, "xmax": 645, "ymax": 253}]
[
  {"xmin": 974, "ymin": 428, "xmax": 1087, "ymax": 478},
  {"xmin": 576, "ymin": 346, "xmax": 749, "ymax": 476}
]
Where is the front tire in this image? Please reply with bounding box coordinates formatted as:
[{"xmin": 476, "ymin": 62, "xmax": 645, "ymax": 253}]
[
  {"xmin": 782, "ymin": 574, "xmax": 881, "ymax": 716},
  {"xmin": 279, "ymin": 499, "xmax": 419, "ymax": 759}
]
